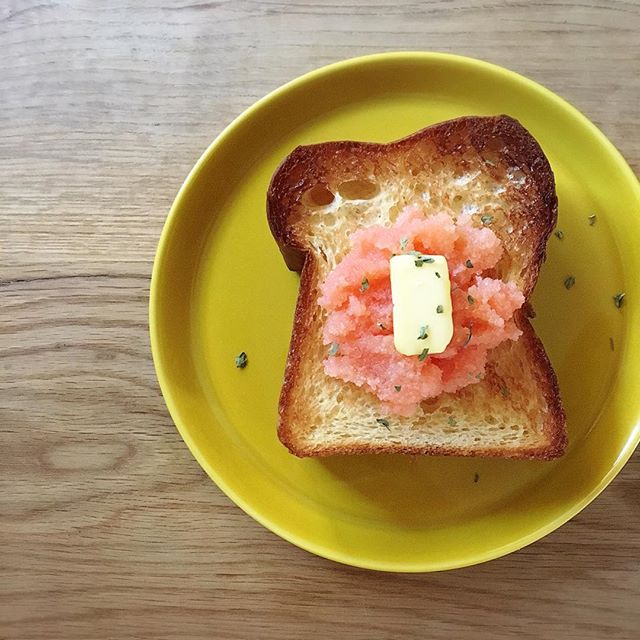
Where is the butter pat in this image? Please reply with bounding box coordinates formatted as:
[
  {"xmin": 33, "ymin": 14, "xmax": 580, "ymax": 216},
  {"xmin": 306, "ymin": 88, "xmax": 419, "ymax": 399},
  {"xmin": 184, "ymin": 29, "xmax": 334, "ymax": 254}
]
[{"xmin": 390, "ymin": 254, "xmax": 454, "ymax": 356}]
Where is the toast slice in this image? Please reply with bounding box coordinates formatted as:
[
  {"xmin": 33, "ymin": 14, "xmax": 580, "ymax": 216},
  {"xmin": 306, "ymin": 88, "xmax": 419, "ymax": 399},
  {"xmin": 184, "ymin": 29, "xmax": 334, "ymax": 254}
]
[{"xmin": 267, "ymin": 115, "xmax": 567, "ymax": 459}]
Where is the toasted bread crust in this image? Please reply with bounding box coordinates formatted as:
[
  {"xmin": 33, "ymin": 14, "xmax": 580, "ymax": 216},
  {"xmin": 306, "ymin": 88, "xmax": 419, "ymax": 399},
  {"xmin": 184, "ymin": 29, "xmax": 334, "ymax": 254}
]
[
  {"xmin": 275, "ymin": 256, "xmax": 319, "ymax": 449},
  {"xmin": 268, "ymin": 115, "xmax": 566, "ymax": 458},
  {"xmin": 268, "ymin": 115, "xmax": 557, "ymax": 297}
]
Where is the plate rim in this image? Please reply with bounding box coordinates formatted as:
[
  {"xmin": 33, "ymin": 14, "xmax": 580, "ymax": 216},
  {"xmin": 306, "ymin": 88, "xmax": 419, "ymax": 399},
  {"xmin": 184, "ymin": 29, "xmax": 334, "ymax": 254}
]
[{"xmin": 149, "ymin": 51, "xmax": 640, "ymax": 572}]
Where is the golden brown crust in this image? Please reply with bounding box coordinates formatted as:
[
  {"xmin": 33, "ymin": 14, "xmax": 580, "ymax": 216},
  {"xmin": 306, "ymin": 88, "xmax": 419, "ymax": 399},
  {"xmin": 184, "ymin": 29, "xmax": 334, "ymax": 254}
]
[
  {"xmin": 515, "ymin": 317, "xmax": 568, "ymax": 458},
  {"xmin": 275, "ymin": 257, "xmax": 318, "ymax": 450},
  {"xmin": 268, "ymin": 115, "xmax": 557, "ymax": 297},
  {"xmin": 268, "ymin": 115, "xmax": 566, "ymax": 459}
]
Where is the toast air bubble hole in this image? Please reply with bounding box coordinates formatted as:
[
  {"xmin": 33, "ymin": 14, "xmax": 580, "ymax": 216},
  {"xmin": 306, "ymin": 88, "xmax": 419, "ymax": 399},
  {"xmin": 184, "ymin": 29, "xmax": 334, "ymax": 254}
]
[
  {"xmin": 337, "ymin": 179, "xmax": 379, "ymax": 200},
  {"xmin": 303, "ymin": 184, "xmax": 335, "ymax": 207}
]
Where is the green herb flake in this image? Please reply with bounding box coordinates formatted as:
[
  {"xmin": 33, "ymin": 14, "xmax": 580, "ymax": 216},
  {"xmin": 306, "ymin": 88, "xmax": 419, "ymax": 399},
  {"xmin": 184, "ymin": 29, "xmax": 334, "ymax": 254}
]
[
  {"xmin": 588, "ymin": 214, "xmax": 597, "ymax": 226},
  {"xmin": 414, "ymin": 255, "xmax": 435, "ymax": 267},
  {"xmin": 463, "ymin": 326, "xmax": 473, "ymax": 348},
  {"xmin": 554, "ymin": 230, "xmax": 564, "ymax": 240},
  {"xmin": 613, "ymin": 292, "xmax": 625, "ymax": 309},
  {"xmin": 436, "ymin": 304, "xmax": 444, "ymax": 314},
  {"xmin": 435, "ymin": 271, "xmax": 441, "ymax": 278},
  {"xmin": 418, "ymin": 348, "xmax": 429, "ymax": 362},
  {"xmin": 360, "ymin": 277, "xmax": 369, "ymax": 293},
  {"xmin": 394, "ymin": 385, "xmax": 402, "ymax": 392},
  {"xmin": 474, "ymin": 472, "xmax": 480, "ymax": 483},
  {"xmin": 500, "ymin": 385, "xmax": 509, "ymax": 398},
  {"xmin": 447, "ymin": 416, "xmax": 457, "ymax": 427},
  {"xmin": 467, "ymin": 294, "xmax": 475, "ymax": 304},
  {"xmin": 418, "ymin": 325, "xmax": 429, "ymax": 340},
  {"xmin": 480, "ymin": 215, "xmax": 493, "ymax": 226},
  {"xmin": 400, "ymin": 237, "xmax": 409, "ymax": 250},
  {"xmin": 376, "ymin": 417, "xmax": 391, "ymax": 430},
  {"xmin": 465, "ymin": 259, "xmax": 474, "ymax": 269},
  {"xmin": 609, "ymin": 336, "xmax": 615, "ymax": 352},
  {"xmin": 235, "ymin": 352, "xmax": 248, "ymax": 369},
  {"xmin": 564, "ymin": 276, "xmax": 576, "ymax": 290},
  {"xmin": 328, "ymin": 342, "xmax": 339, "ymax": 357}
]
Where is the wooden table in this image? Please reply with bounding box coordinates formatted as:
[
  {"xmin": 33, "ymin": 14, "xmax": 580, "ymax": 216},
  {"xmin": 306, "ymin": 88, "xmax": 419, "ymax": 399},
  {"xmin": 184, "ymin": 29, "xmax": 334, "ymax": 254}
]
[{"xmin": 2, "ymin": 1, "xmax": 639, "ymax": 638}]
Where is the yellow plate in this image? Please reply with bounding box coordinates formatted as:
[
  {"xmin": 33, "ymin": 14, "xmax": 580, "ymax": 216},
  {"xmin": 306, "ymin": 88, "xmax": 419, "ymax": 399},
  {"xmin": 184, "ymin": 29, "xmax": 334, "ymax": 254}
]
[{"xmin": 150, "ymin": 52, "xmax": 640, "ymax": 572}]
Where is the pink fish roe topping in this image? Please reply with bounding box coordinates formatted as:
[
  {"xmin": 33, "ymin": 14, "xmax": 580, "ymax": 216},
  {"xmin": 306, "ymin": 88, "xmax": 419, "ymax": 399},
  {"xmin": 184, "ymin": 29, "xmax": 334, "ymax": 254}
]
[{"xmin": 318, "ymin": 204, "xmax": 525, "ymax": 417}]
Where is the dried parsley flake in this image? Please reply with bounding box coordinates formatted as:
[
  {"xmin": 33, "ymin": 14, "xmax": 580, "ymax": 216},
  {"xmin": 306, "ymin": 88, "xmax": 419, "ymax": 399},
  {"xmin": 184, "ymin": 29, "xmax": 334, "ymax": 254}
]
[{"xmin": 235, "ymin": 352, "xmax": 248, "ymax": 369}]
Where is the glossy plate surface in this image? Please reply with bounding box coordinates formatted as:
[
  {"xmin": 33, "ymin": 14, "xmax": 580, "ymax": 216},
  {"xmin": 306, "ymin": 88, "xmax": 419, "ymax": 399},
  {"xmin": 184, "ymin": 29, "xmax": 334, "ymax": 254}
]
[{"xmin": 150, "ymin": 53, "xmax": 640, "ymax": 571}]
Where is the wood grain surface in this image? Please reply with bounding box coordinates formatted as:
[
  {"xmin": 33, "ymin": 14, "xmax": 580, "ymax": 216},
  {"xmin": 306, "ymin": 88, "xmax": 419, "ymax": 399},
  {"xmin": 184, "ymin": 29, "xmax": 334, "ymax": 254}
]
[{"xmin": 1, "ymin": 1, "xmax": 639, "ymax": 638}]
